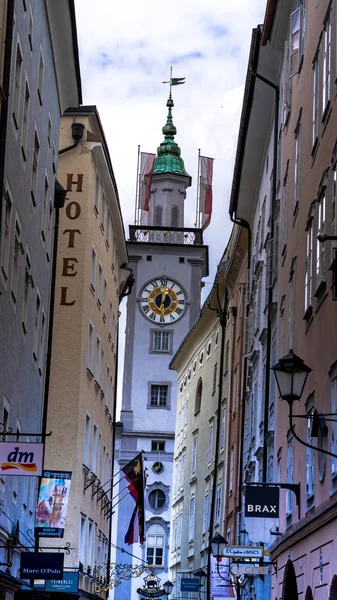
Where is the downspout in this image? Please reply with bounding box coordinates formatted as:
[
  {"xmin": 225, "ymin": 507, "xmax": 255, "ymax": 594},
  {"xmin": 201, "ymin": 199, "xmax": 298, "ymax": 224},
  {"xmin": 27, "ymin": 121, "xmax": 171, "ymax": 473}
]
[
  {"xmin": 0, "ymin": 0, "xmax": 14, "ymax": 256},
  {"xmin": 207, "ymin": 286, "xmax": 228, "ymax": 600},
  {"xmin": 36, "ymin": 123, "xmax": 84, "ymax": 553},
  {"xmin": 249, "ymin": 70, "xmax": 279, "ymax": 481}
]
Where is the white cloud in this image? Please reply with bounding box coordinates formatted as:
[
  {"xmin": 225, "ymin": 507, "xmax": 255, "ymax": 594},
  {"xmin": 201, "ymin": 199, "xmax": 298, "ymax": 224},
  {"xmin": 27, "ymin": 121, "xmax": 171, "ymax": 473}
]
[{"xmin": 74, "ymin": 0, "xmax": 266, "ymax": 407}]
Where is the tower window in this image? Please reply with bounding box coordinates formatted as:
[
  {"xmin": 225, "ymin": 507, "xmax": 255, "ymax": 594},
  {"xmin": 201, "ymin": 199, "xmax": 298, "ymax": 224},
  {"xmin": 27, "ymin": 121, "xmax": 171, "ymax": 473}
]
[
  {"xmin": 148, "ymin": 489, "xmax": 166, "ymax": 509},
  {"xmin": 150, "ymin": 384, "xmax": 168, "ymax": 407},
  {"xmin": 146, "ymin": 255, "xmax": 152, "ymax": 261},
  {"xmin": 179, "ymin": 257, "xmax": 185, "ymax": 263},
  {"xmin": 150, "ymin": 330, "xmax": 172, "ymax": 353},
  {"xmin": 155, "ymin": 206, "xmax": 163, "ymax": 226},
  {"xmin": 171, "ymin": 205, "xmax": 179, "ymax": 227}
]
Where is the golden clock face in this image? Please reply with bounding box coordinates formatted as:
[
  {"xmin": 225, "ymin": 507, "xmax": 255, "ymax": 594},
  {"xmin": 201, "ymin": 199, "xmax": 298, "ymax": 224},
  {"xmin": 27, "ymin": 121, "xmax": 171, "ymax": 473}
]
[{"xmin": 140, "ymin": 278, "xmax": 186, "ymax": 324}]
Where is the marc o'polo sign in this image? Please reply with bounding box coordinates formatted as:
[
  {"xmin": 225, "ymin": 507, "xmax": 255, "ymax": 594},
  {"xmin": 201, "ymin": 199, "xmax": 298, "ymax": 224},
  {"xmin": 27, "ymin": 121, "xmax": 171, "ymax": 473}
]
[
  {"xmin": 20, "ymin": 552, "xmax": 64, "ymax": 580},
  {"xmin": 0, "ymin": 442, "xmax": 43, "ymax": 476},
  {"xmin": 244, "ymin": 485, "xmax": 279, "ymax": 518}
]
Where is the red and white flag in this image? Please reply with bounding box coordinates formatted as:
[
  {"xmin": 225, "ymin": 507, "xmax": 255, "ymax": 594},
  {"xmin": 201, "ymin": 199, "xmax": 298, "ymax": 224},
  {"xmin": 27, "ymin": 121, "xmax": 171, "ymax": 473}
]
[
  {"xmin": 199, "ymin": 155, "xmax": 214, "ymax": 230},
  {"xmin": 139, "ymin": 152, "xmax": 155, "ymax": 224}
]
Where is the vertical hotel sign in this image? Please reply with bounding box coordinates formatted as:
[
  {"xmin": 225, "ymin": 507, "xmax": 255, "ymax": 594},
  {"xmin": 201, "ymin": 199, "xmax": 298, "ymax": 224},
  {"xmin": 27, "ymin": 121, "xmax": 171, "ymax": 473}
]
[{"xmin": 35, "ymin": 471, "xmax": 72, "ymax": 538}]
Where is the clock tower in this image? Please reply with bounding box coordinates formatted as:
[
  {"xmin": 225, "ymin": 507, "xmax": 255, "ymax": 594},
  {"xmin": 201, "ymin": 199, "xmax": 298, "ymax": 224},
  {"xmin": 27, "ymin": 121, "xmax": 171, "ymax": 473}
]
[{"xmin": 113, "ymin": 94, "xmax": 208, "ymax": 597}]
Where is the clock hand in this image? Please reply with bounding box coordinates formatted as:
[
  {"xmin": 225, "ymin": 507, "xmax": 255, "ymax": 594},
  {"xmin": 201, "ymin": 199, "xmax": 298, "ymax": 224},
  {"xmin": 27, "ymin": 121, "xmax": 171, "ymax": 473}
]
[{"xmin": 159, "ymin": 288, "xmax": 169, "ymax": 313}]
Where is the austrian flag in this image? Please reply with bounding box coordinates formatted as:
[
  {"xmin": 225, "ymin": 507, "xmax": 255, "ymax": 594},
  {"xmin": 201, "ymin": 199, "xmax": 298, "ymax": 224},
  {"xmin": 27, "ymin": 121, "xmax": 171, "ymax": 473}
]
[{"xmin": 199, "ymin": 155, "xmax": 214, "ymax": 231}]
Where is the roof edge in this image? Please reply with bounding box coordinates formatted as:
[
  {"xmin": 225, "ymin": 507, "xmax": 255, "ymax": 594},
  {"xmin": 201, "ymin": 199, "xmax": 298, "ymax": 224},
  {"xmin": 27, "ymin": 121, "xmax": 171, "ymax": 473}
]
[{"xmin": 261, "ymin": 0, "xmax": 279, "ymax": 46}]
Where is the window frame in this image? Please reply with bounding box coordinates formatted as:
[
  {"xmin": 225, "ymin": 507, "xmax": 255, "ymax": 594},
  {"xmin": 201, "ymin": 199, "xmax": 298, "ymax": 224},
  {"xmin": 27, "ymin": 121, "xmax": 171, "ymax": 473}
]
[
  {"xmin": 148, "ymin": 382, "xmax": 171, "ymax": 409},
  {"xmin": 150, "ymin": 329, "xmax": 173, "ymax": 354}
]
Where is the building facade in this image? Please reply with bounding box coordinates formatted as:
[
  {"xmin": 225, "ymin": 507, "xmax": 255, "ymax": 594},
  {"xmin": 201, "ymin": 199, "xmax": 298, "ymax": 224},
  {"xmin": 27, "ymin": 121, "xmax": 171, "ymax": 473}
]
[
  {"xmin": 42, "ymin": 107, "xmax": 129, "ymax": 600},
  {"xmin": 113, "ymin": 94, "xmax": 208, "ymax": 599},
  {"xmin": 0, "ymin": 1, "xmax": 81, "ymax": 595}
]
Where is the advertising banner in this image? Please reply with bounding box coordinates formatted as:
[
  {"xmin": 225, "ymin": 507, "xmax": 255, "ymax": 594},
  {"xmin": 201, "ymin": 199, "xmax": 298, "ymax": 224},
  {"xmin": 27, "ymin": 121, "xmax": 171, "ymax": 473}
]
[
  {"xmin": 0, "ymin": 442, "xmax": 43, "ymax": 476},
  {"xmin": 210, "ymin": 555, "xmax": 231, "ymax": 598},
  {"xmin": 244, "ymin": 485, "xmax": 279, "ymax": 518},
  {"xmin": 45, "ymin": 571, "xmax": 79, "ymax": 592},
  {"xmin": 20, "ymin": 552, "xmax": 64, "ymax": 580},
  {"xmin": 35, "ymin": 471, "xmax": 72, "ymax": 538}
]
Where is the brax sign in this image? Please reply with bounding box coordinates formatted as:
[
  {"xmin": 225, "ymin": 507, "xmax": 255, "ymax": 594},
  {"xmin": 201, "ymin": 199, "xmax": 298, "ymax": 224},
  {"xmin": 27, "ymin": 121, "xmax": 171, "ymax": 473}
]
[
  {"xmin": 244, "ymin": 485, "xmax": 279, "ymax": 518},
  {"xmin": 20, "ymin": 552, "xmax": 64, "ymax": 580}
]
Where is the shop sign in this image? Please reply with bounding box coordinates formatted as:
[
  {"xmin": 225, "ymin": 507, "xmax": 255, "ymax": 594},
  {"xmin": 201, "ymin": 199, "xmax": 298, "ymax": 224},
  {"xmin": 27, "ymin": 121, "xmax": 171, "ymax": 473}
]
[
  {"xmin": 222, "ymin": 546, "xmax": 263, "ymax": 558},
  {"xmin": 20, "ymin": 552, "xmax": 64, "ymax": 580},
  {"xmin": 244, "ymin": 485, "xmax": 279, "ymax": 518},
  {"xmin": 181, "ymin": 578, "xmax": 200, "ymax": 591},
  {"xmin": 45, "ymin": 571, "xmax": 79, "ymax": 592},
  {"xmin": 0, "ymin": 442, "xmax": 43, "ymax": 476},
  {"xmin": 35, "ymin": 471, "xmax": 72, "ymax": 538}
]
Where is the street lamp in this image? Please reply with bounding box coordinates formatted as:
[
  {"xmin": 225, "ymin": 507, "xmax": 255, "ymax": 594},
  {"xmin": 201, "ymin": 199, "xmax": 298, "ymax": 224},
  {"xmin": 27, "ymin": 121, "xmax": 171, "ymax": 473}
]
[
  {"xmin": 271, "ymin": 350, "xmax": 311, "ymax": 404},
  {"xmin": 163, "ymin": 580, "xmax": 174, "ymax": 596},
  {"xmin": 211, "ymin": 532, "xmax": 228, "ymax": 558}
]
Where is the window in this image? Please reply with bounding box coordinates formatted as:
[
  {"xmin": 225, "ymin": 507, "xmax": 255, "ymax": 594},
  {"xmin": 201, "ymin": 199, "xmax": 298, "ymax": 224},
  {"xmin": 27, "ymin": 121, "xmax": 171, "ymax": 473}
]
[
  {"xmin": 12, "ymin": 43, "xmax": 23, "ymax": 128},
  {"xmin": 105, "ymin": 365, "xmax": 111, "ymax": 408},
  {"xmin": 288, "ymin": 258, "xmax": 296, "ymax": 349},
  {"xmin": 312, "ymin": 51, "xmax": 320, "ymax": 146},
  {"xmin": 322, "ymin": 10, "xmax": 331, "ymax": 115},
  {"xmin": 150, "ymin": 384, "xmax": 168, "ymax": 407},
  {"xmin": 189, "ymin": 496, "xmax": 195, "ymax": 540},
  {"xmin": 37, "ymin": 50, "xmax": 44, "ymax": 105},
  {"xmin": 94, "ymin": 173, "xmax": 100, "ymax": 214},
  {"xmin": 207, "ymin": 424, "xmax": 213, "ymax": 464},
  {"xmin": 151, "ymin": 440, "xmax": 165, "ymax": 452},
  {"xmin": 28, "ymin": 9, "xmax": 34, "ymax": 51},
  {"xmin": 171, "ymin": 205, "xmax": 179, "ymax": 227},
  {"xmin": 95, "ymin": 337, "xmax": 101, "ymax": 383},
  {"xmin": 33, "ymin": 292, "xmax": 41, "ymax": 361},
  {"xmin": 306, "ymin": 403, "xmax": 315, "ymax": 499},
  {"xmin": 280, "ymin": 296, "xmax": 285, "ymax": 356},
  {"xmin": 103, "ymin": 280, "xmax": 107, "ymax": 317},
  {"xmin": 92, "ymin": 424, "xmax": 98, "ymax": 474},
  {"xmin": 294, "ymin": 121, "xmax": 301, "ymax": 211},
  {"xmin": 215, "ymin": 482, "xmax": 222, "ymax": 524},
  {"xmin": 203, "ymin": 494, "xmax": 209, "ymax": 533},
  {"xmin": 151, "ymin": 330, "xmax": 171, "ymax": 353},
  {"xmin": 146, "ymin": 524, "xmax": 164, "ymax": 566},
  {"xmin": 41, "ymin": 176, "xmax": 49, "ymax": 242},
  {"xmin": 148, "ymin": 489, "xmax": 166, "ymax": 509},
  {"xmin": 79, "ymin": 515, "xmax": 86, "ymax": 565},
  {"xmin": 22, "ymin": 252, "xmax": 31, "ymax": 333},
  {"xmin": 1, "ymin": 189, "xmax": 13, "ymax": 281},
  {"xmin": 331, "ymin": 376, "xmax": 337, "ymax": 478},
  {"xmin": 101, "ymin": 193, "xmax": 106, "ymax": 231},
  {"xmin": 38, "ymin": 308, "xmax": 46, "ymax": 375},
  {"xmin": 316, "ymin": 190, "xmax": 326, "ymax": 286},
  {"xmin": 91, "ymin": 247, "xmax": 96, "ymax": 291},
  {"xmin": 31, "ymin": 130, "xmax": 40, "ymax": 206},
  {"xmin": 212, "ymin": 363, "xmax": 218, "ymax": 394},
  {"xmin": 195, "ymin": 378, "xmax": 202, "ymax": 415},
  {"xmin": 289, "ymin": 4, "xmax": 306, "ymax": 77},
  {"xmin": 191, "ymin": 436, "xmax": 197, "ymax": 477},
  {"xmin": 109, "ymin": 301, "xmax": 113, "ymax": 338},
  {"xmin": 155, "ymin": 205, "xmax": 163, "ymax": 226},
  {"xmin": 229, "ymin": 446, "xmax": 234, "ymax": 493},
  {"xmin": 232, "ymin": 368, "xmax": 238, "ymax": 416},
  {"xmin": 98, "ymin": 264, "xmax": 102, "ymax": 306},
  {"xmin": 88, "ymin": 323, "xmax": 94, "ymax": 372},
  {"xmin": 11, "ymin": 217, "xmax": 21, "ymax": 303},
  {"xmin": 286, "ymin": 434, "xmax": 294, "ymax": 516},
  {"xmin": 21, "ymin": 81, "xmax": 30, "ymax": 159},
  {"xmin": 84, "ymin": 414, "xmax": 90, "ymax": 467},
  {"xmin": 282, "ymin": 162, "xmax": 289, "ymax": 249},
  {"xmin": 88, "ymin": 520, "xmax": 93, "ymax": 567},
  {"xmin": 304, "ymin": 220, "xmax": 313, "ymax": 312},
  {"xmin": 220, "ymin": 407, "xmax": 226, "ymax": 451}
]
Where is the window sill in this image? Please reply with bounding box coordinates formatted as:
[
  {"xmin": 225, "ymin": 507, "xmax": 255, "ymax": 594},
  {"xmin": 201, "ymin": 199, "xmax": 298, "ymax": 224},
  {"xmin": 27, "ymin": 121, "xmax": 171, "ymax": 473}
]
[
  {"xmin": 86, "ymin": 368, "xmax": 94, "ymax": 381},
  {"xmin": 303, "ymin": 305, "xmax": 313, "ymax": 322},
  {"xmin": 94, "ymin": 206, "xmax": 99, "ymax": 217},
  {"xmin": 90, "ymin": 283, "xmax": 95, "ymax": 295}
]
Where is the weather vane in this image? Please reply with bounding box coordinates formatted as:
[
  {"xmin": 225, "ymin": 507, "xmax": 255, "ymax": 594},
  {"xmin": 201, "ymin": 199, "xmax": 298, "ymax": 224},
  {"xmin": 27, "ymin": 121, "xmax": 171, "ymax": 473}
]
[{"xmin": 162, "ymin": 65, "xmax": 185, "ymax": 96}]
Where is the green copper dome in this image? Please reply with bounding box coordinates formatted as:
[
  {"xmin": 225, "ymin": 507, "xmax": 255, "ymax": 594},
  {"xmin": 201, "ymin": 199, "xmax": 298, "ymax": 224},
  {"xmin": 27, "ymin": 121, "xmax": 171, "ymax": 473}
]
[{"xmin": 153, "ymin": 95, "xmax": 191, "ymax": 180}]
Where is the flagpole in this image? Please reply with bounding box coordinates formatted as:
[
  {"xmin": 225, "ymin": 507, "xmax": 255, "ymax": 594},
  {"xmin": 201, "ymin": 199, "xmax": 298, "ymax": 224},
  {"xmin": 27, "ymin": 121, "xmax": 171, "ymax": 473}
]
[
  {"xmin": 196, "ymin": 149, "xmax": 201, "ymax": 228},
  {"xmin": 169, "ymin": 65, "xmax": 172, "ymax": 97},
  {"xmin": 134, "ymin": 144, "xmax": 140, "ymax": 225}
]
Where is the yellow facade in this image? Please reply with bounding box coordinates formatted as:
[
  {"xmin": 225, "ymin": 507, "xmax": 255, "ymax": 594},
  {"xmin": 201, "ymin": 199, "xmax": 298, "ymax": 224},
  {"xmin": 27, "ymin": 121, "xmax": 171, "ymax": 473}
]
[{"xmin": 42, "ymin": 108, "xmax": 128, "ymax": 597}]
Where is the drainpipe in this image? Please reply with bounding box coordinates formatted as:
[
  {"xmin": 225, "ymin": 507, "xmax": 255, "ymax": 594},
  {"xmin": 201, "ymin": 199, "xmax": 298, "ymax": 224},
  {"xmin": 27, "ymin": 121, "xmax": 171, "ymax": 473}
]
[
  {"xmin": 35, "ymin": 122, "xmax": 84, "ymax": 553},
  {"xmin": 207, "ymin": 284, "xmax": 228, "ymax": 600},
  {"xmin": 0, "ymin": 0, "xmax": 14, "ymax": 258}
]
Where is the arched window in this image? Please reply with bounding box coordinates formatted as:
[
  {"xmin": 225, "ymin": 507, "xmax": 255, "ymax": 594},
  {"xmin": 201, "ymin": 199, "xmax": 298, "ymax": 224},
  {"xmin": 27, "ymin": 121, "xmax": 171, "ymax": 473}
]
[
  {"xmin": 146, "ymin": 524, "xmax": 164, "ymax": 566},
  {"xmin": 171, "ymin": 205, "xmax": 179, "ymax": 227},
  {"xmin": 305, "ymin": 586, "xmax": 314, "ymax": 600},
  {"xmin": 155, "ymin": 206, "xmax": 163, "ymax": 226},
  {"xmin": 195, "ymin": 378, "xmax": 202, "ymax": 415}
]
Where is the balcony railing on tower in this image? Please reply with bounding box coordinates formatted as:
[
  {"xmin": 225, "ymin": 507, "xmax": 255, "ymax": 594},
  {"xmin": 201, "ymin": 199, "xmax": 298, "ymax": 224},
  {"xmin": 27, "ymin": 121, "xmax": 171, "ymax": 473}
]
[{"xmin": 129, "ymin": 225, "xmax": 203, "ymax": 245}]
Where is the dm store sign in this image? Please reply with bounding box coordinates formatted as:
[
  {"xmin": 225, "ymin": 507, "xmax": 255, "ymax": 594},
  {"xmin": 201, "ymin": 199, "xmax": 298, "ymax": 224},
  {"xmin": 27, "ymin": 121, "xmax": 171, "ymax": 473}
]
[{"xmin": 0, "ymin": 442, "xmax": 43, "ymax": 476}]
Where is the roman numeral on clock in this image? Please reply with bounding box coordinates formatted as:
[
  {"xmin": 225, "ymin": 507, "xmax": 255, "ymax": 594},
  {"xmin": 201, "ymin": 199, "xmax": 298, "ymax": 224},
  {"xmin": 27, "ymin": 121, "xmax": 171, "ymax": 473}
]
[
  {"xmin": 176, "ymin": 307, "xmax": 183, "ymax": 315},
  {"xmin": 149, "ymin": 312, "xmax": 156, "ymax": 320},
  {"xmin": 143, "ymin": 306, "xmax": 150, "ymax": 314}
]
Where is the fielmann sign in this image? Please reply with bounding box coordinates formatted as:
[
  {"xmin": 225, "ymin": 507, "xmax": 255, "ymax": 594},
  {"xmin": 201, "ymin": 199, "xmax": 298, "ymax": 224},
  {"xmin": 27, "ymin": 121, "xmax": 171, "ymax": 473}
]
[{"xmin": 0, "ymin": 442, "xmax": 43, "ymax": 476}]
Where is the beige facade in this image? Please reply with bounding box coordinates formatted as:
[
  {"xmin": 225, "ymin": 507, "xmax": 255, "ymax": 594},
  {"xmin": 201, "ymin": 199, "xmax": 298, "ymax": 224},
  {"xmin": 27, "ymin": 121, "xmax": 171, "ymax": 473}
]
[{"xmin": 42, "ymin": 107, "xmax": 129, "ymax": 598}]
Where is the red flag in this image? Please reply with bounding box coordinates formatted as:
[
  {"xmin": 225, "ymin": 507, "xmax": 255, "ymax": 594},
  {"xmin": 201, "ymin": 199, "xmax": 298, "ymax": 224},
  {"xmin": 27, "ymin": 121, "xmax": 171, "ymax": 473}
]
[
  {"xmin": 122, "ymin": 453, "xmax": 146, "ymax": 544},
  {"xmin": 199, "ymin": 155, "xmax": 214, "ymax": 230},
  {"xmin": 139, "ymin": 152, "xmax": 155, "ymax": 219}
]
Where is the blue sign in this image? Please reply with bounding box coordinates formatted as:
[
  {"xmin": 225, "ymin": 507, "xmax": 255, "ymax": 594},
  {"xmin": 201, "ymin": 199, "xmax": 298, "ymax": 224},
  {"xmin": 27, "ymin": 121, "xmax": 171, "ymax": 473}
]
[
  {"xmin": 20, "ymin": 552, "xmax": 64, "ymax": 580},
  {"xmin": 45, "ymin": 572, "xmax": 79, "ymax": 593},
  {"xmin": 181, "ymin": 578, "xmax": 200, "ymax": 592}
]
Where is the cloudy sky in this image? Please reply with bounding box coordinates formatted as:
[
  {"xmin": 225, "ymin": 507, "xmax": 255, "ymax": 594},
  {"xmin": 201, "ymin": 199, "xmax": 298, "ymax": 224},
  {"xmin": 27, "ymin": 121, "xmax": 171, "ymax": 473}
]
[{"xmin": 74, "ymin": 0, "xmax": 267, "ymax": 404}]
